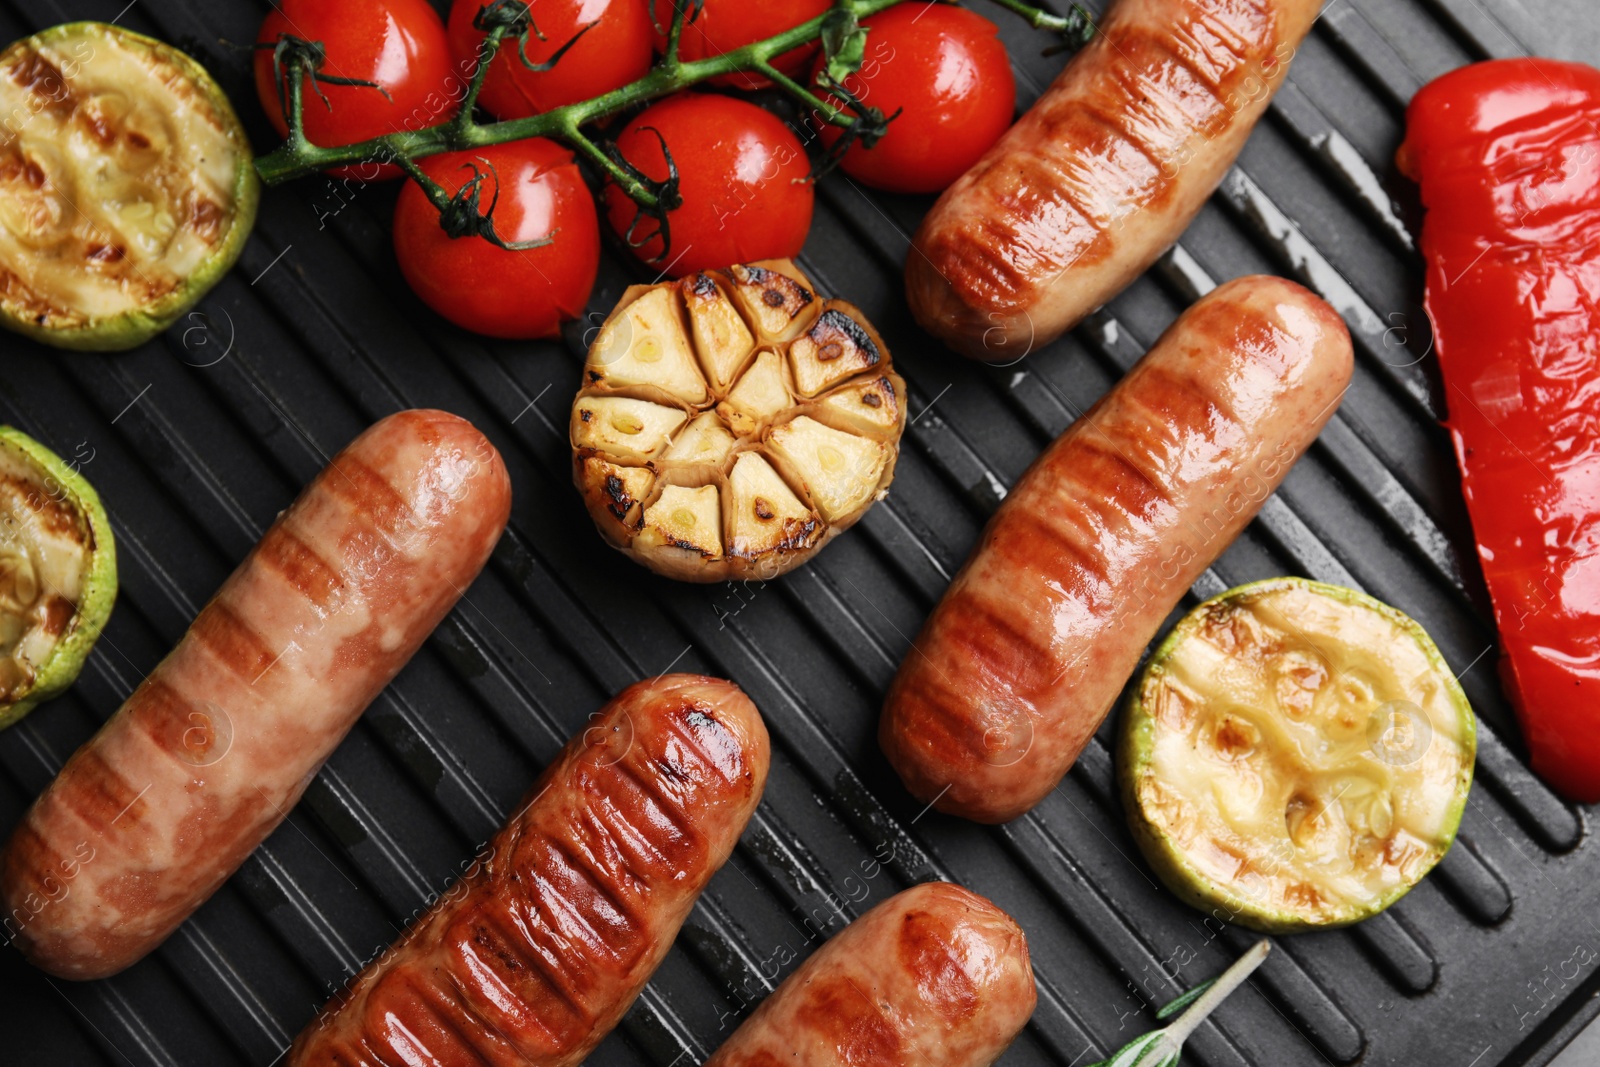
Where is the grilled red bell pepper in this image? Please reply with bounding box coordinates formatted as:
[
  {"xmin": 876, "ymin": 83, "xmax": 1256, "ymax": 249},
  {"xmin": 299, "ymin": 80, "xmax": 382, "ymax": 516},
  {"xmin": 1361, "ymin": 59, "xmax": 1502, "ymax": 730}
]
[{"xmin": 1398, "ymin": 58, "xmax": 1600, "ymax": 803}]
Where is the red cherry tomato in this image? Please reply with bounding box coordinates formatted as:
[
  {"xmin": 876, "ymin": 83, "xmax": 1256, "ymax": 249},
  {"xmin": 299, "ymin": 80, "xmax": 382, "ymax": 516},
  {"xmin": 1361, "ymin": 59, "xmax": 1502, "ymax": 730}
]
[
  {"xmin": 815, "ymin": 3, "xmax": 1014, "ymax": 194},
  {"xmin": 447, "ymin": 0, "xmax": 654, "ymax": 119},
  {"xmin": 602, "ymin": 93, "xmax": 813, "ymax": 277},
  {"xmin": 393, "ymin": 139, "xmax": 600, "ymax": 339},
  {"xmin": 254, "ymin": 0, "xmax": 459, "ymax": 179},
  {"xmin": 650, "ymin": 0, "xmax": 830, "ymax": 90}
]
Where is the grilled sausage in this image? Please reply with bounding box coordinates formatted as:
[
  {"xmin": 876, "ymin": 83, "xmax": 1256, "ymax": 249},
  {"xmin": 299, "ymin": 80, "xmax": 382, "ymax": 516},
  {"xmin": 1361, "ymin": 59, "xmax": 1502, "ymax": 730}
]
[
  {"xmin": 907, "ymin": 0, "xmax": 1321, "ymax": 361},
  {"xmin": 1, "ymin": 409, "xmax": 511, "ymax": 979},
  {"xmin": 881, "ymin": 276, "xmax": 1353, "ymax": 822},
  {"xmin": 705, "ymin": 882, "xmax": 1034, "ymax": 1067},
  {"xmin": 288, "ymin": 674, "xmax": 769, "ymax": 1066}
]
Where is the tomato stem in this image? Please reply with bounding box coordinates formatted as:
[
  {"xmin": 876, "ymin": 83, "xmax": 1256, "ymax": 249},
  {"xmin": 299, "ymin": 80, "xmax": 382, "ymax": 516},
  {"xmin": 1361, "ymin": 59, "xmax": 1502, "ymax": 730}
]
[
  {"xmin": 984, "ymin": 0, "xmax": 1095, "ymax": 44},
  {"xmin": 662, "ymin": 0, "xmax": 693, "ymax": 69},
  {"xmin": 284, "ymin": 53, "xmax": 309, "ymax": 154},
  {"xmin": 451, "ymin": 20, "xmax": 511, "ymax": 142},
  {"xmin": 757, "ymin": 61, "xmax": 847, "ymax": 127},
  {"xmin": 561, "ymin": 119, "xmax": 661, "ymax": 212}
]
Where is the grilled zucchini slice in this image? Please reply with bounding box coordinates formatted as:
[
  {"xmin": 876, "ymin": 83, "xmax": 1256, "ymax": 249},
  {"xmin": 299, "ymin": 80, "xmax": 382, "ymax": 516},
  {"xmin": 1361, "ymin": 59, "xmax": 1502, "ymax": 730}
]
[
  {"xmin": 0, "ymin": 23, "xmax": 258, "ymax": 350},
  {"xmin": 0, "ymin": 427, "xmax": 116, "ymax": 728},
  {"xmin": 1120, "ymin": 578, "xmax": 1476, "ymax": 932}
]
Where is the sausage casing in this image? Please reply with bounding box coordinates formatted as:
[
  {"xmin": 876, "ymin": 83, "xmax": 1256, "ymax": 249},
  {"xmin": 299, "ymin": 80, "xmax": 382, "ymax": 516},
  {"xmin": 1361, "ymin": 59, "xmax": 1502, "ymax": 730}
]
[
  {"xmin": 705, "ymin": 882, "xmax": 1034, "ymax": 1067},
  {"xmin": 289, "ymin": 674, "xmax": 770, "ymax": 1066},
  {"xmin": 881, "ymin": 277, "xmax": 1353, "ymax": 822},
  {"xmin": 907, "ymin": 0, "xmax": 1321, "ymax": 361},
  {"xmin": 2, "ymin": 409, "xmax": 511, "ymax": 978}
]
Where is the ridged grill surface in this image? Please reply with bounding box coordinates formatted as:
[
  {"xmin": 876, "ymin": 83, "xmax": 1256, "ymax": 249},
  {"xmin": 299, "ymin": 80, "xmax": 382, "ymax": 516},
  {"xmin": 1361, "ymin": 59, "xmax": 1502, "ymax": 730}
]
[{"xmin": 1, "ymin": 0, "xmax": 1597, "ymax": 1064}]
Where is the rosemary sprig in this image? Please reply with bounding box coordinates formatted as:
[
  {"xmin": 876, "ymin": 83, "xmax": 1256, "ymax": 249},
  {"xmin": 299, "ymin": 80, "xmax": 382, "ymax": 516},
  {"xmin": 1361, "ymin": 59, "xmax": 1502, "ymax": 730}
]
[{"xmin": 1086, "ymin": 940, "xmax": 1272, "ymax": 1067}]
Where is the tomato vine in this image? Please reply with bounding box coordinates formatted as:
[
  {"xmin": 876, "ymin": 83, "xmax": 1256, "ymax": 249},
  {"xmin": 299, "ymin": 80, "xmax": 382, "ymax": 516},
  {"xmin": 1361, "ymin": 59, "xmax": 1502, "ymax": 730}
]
[{"xmin": 254, "ymin": 0, "xmax": 1093, "ymax": 247}]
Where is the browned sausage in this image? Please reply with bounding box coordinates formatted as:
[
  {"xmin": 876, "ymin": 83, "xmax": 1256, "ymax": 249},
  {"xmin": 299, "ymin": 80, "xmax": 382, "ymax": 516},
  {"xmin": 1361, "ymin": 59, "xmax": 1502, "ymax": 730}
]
[
  {"xmin": 2, "ymin": 410, "xmax": 511, "ymax": 979},
  {"xmin": 907, "ymin": 0, "xmax": 1321, "ymax": 361},
  {"xmin": 705, "ymin": 882, "xmax": 1034, "ymax": 1067},
  {"xmin": 881, "ymin": 277, "xmax": 1353, "ymax": 822},
  {"xmin": 288, "ymin": 674, "xmax": 770, "ymax": 1066}
]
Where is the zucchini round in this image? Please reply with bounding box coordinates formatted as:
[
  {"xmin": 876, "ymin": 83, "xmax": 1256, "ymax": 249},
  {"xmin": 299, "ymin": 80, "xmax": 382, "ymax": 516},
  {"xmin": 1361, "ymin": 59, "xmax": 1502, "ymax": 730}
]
[
  {"xmin": 0, "ymin": 22, "xmax": 258, "ymax": 351},
  {"xmin": 1120, "ymin": 577, "xmax": 1476, "ymax": 932},
  {"xmin": 0, "ymin": 426, "xmax": 116, "ymax": 729}
]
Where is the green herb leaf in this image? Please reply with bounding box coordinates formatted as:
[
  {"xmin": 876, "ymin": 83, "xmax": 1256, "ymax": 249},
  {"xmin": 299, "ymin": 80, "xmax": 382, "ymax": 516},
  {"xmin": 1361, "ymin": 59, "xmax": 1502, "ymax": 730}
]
[
  {"xmin": 1084, "ymin": 1030, "xmax": 1179, "ymax": 1067},
  {"xmin": 1155, "ymin": 977, "xmax": 1217, "ymax": 1021},
  {"xmin": 1081, "ymin": 942, "xmax": 1272, "ymax": 1067}
]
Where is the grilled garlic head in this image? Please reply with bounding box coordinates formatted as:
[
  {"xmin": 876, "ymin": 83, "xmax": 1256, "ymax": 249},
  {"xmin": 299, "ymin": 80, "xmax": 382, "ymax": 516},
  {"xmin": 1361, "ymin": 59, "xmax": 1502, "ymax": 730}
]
[{"xmin": 571, "ymin": 260, "xmax": 906, "ymax": 582}]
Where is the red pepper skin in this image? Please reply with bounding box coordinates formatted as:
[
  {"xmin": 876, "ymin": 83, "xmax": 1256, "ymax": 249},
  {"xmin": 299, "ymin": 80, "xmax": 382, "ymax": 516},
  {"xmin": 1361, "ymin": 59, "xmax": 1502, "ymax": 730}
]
[{"xmin": 1399, "ymin": 58, "xmax": 1600, "ymax": 803}]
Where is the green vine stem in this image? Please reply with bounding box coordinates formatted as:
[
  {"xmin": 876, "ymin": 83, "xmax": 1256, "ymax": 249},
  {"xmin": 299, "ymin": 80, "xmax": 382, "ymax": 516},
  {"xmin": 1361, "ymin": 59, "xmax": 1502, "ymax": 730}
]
[
  {"xmin": 986, "ymin": 0, "xmax": 1095, "ymax": 40},
  {"xmin": 254, "ymin": 0, "xmax": 1092, "ymax": 192}
]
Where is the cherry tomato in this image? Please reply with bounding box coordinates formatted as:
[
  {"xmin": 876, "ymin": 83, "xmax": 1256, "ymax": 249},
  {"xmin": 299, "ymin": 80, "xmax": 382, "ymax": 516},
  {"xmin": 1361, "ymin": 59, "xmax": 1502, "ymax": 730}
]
[
  {"xmin": 254, "ymin": 0, "xmax": 459, "ymax": 179},
  {"xmin": 602, "ymin": 93, "xmax": 812, "ymax": 277},
  {"xmin": 393, "ymin": 139, "xmax": 599, "ymax": 338},
  {"xmin": 650, "ymin": 0, "xmax": 830, "ymax": 90},
  {"xmin": 815, "ymin": 3, "xmax": 1014, "ymax": 194},
  {"xmin": 447, "ymin": 0, "xmax": 654, "ymax": 119}
]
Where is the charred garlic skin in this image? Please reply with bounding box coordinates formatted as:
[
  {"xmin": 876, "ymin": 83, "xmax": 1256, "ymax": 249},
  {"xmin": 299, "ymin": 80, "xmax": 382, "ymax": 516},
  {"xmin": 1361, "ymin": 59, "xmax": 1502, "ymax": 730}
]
[
  {"xmin": 570, "ymin": 260, "xmax": 906, "ymax": 582},
  {"xmin": 1118, "ymin": 577, "xmax": 1476, "ymax": 933},
  {"xmin": 0, "ymin": 23, "xmax": 259, "ymax": 351},
  {"xmin": 0, "ymin": 427, "xmax": 117, "ymax": 729}
]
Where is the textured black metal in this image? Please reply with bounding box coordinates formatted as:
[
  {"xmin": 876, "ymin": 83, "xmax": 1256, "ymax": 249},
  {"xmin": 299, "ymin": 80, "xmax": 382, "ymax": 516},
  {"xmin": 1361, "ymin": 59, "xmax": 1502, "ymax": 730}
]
[{"xmin": 1, "ymin": 0, "xmax": 1598, "ymax": 1064}]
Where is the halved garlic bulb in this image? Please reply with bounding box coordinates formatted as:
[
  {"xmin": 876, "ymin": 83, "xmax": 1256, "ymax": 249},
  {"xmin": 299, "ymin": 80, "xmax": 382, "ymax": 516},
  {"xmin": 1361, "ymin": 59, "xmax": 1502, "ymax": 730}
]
[{"xmin": 569, "ymin": 260, "xmax": 905, "ymax": 582}]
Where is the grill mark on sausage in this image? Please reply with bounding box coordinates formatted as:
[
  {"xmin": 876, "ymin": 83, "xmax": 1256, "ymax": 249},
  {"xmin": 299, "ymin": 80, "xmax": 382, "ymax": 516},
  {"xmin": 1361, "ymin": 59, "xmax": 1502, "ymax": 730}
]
[
  {"xmin": 1095, "ymin": 35, "xmax": 1232, "ymax": 148},
  {"xmin": 793, "ymin": 975, "xmax": 904, "ymax": 1066},
  {"xmin": 1059, "ymin": 431, "xmax": 1181, "ymax": 533},
  {"xmin": 1075, "ymin": 99, "xmax": 1172, "ymax": 186},
  {"xmin": 1167, "ymin": 0, "xmax": 1276, "ymax": 88},
  {"xmin": 898, "ymin": 908, "xmax": 980, "ymax": 1021},
  {"xmin": 538, "ymin": 837, "xmax": 647, "ymax": 970},
  {"xmin": 407, "ymin": 966, "xmax": 500, "ymax": 1065},
  {"xmin": 663, "ymin": 704, "xmax": 750, "ymax": 786},
  {"xmin": 589, "ymin": 753, "xmax": 703, "ymax": 869},
  {"xmin": 443, "ymin": 932, "xmax": 553, "ymax": 1057},
  {"xmin": 984, "ymin": 494, "xmax": 1120, "ymax": 604},
  {"xmin": 60, "ymin": 742, "xmax": 146, "ymax": 831},
  {"xmin": 1116, "ymin": 366, "xmax": 1247, "ymax": 481},
  {"xmin": 324, "ymin": 455, "xmax": 412, "ymax": 542},
  {"xmin": 485, "ymin": 897, "xmax": 597, "ymax": 1036},
  {"xmin": 566, "ymin": 798, "xmax": 654, "ymax": 895},
  {"xmin": 191, "ymin": 600, "xmax": 276, "ymax": 682},
  {"xmin": 363, "ymin": 963, "xmax": 499, "ymax": 1066},
  {"xmin": 1, "ymin": 822, "xmax": 64, "ymax": 921},
  {"xmin": 456, "ymin": 909, "xmax": 584, "ymax": 1048},
  {"xmin": 922, "ymin": 591, "xmax": 1057, "ymax": 723},
  {"xmin": 943, "ymin": 177, "xmax": 1104, "ymax": 314},
  {"xmin": 256, "ymin": 523, "xmax": 344, "ymax": 609},
  {"xmin": 1033, "ymin": 106, "xmax": 1167, "ymax": 229}
]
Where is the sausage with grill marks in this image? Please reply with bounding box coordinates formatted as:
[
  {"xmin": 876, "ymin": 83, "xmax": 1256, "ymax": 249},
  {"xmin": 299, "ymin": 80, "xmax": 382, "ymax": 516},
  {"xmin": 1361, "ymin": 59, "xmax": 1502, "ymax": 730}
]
[
  {"xmin": 705, "ymin": 882, "xmax": 1034, "ymax": 1067},
  {"xmin": 907, "ymin": 0, "xmax": 1321, "ymax": 361},
  {"xmin": 287, "ymin": 674, "xmax": 770, "ymax": 1066},
  {"xmin": 1, "ymin": 409, "xmax": 511, "ymax": 979},
  {"xmin": 881, "ymin": 277, "xmax": 1353, "ymax": 822}
]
